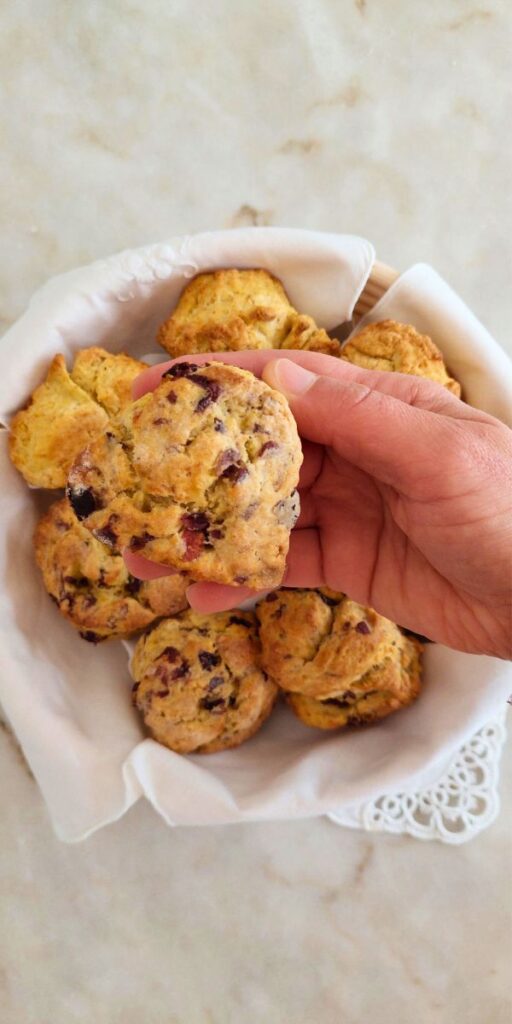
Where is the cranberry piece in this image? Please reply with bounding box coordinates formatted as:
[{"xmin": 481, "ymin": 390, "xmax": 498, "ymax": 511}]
[
  {"xmin": 161, "ymin": 646, "xmax": 179, "ymax": 662},
  {"xmin": 259, "ymin": 441, "xmax": 279, "ymax": 455},
  {"xmin": 229, "ymin": 616, "xmax": 251, "ymax": 627},
  {"xmin": 209, "ymin": 528, "xmax": 224, "ymax": 540},
  {"xmin": 191, "ymin": 376, "xmax": 221, "ymax": 413},
  {"xmin": 92, "ymin": 525, "xmax": 117, "ymax": 548},
  {"xmin": 79, "ymin": 630, "xmax": 102, "ymax": 644},
  {"xmin": 156, "ymin": 688, "xmax": 169, "ymax": 698},
  {"xmin": 199, "ymin": 695, "xmax": 226, "ymax": 713},
  {"xmin": 181, "ymin": 512, "xmax": 209, "ymax": 532},
  {"xmin": 171, "ymin": 659, "xmax": 190, "ymax": 680},
  {"xmin": 63, "ymin": 575, "xmax": 88, "ymax": 587},
  {"xmin": 166, "ymin": 390, "xmax": 178, "ymax": 404},
  {"xmin": 198, "ymin": 651, "xmax": 221, "ymax": 670},
  {"xmin": 66, "ymin": 485, "xmax": 98, "ymax": 521},
  {"xmin": 129, "ymin": 532, "xmax": 155, "ymax": 551},
  {"xmin": 221, "ymin": 463, "xmax": 248, "ymax": 483},
  {"xmin": 355, "ymin": 621, "xmax": 371, "ymax": 635},
  {"xmin": 182, "ymin": 530, "xmax": 204, "ymax": 560},
  {"xmin": 207, "ymin": 675, "xmax": 224, "ymax": 690},
  {"xmin": 163, "ymin": 362, "xmax": 200, "ymax": 378},
  {"xmin": 215, "ymin": 449, "xmax": 240, "ymax": 474}
]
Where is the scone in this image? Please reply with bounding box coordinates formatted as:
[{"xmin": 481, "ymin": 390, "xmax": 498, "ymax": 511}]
[
  {"xmin": 256, "ymin": 588, "xmax": 420, "ymax": 701},
  {"xmin": 9, "ymin": 347, "xmax": 145, "ymax": 488},
  {"xmin": 341, "ymin": 320, "xmax": 461, "ymax": 396},
  {"xmin": 34, "ymin": 498, "xmax": 188, "ymax": 642},
  {"xmin": 70, "ymin": 347, "xmax": 145, "ymax": 419},
  {"xmin": 131, "ymin": 610, "xmax": 278, "ymax": 753},
  {"xmin": 67, "ymin": 361, "xmax": 303, "ymax": 589},
  {"xmin": 157, "ymin": 268, "xmax": 341, "ymax": 357},
  {"xmin": 287, "ymin": 634, "xmax": 422, "ymax": 729}
]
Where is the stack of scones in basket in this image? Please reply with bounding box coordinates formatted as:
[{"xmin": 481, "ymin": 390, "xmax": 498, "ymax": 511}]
[{"xmin": 9, "ymin": 269, "xmax": 461, "ymax": 754}]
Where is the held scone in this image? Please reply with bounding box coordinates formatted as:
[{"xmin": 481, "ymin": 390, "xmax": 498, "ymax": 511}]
[
  {"xmin": 9, "ymin": 347, "xmax": 146, "ymax": 488},
  {"xmin": 256, "ymin": 588, "xmax": 422, "ymax": 712},
  {"xmin": 131, "ymin": 610, "xmax": 278, "ymax": 753},
  {"xmin": 35, "ymin": 499, "xmax": 188, "ymax": 642},
  {"xmin": 341, "ymin": 320, "xmax": 461, "ymax": 396},
  {"xmin": 157, "ymin": 268, "xmax": 341, "ymax": 357},
  {"xmin": 287, "ymin": 635, "xmax": 422, "ymax": 729},
  {"xmin": 67, "ymin": 361, "xmax": 303, "ymax": 589}
]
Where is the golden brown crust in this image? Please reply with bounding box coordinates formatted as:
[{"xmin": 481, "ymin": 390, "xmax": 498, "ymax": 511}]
[
  {"xmin": 341, "ymin": 320, "xmax": 461, "ymax": 396},
  {"xmin": 287, "ymin": 636, "xmax": 422, "ymax": 729},
  {"xmin": 34, "ymin": 499, "xmax": 188, "ymax": 641},
  {"xmin": 70, "ymin": 347, "xmax": 145, "ymax": 419},
  {"xmin": 67, "ymin": 361, "xmax": 303, "ymax": 589},
  {"xmin": 8, "ymin": 348, "xmax": 146, "ymax": 489},
  {"xmin": 257, "ymin": 588, "xmax": 410, "ymax": 700},
  {"xmin": 9, "ymin": 355, "xmax": 109, "ymax": 488},
  {"xmin": 157, "ymin": 268, "xmax": 342, "ymax": 357},
  {"xmin": 131, "ymin": 610, "xmax": 278, "ymax": 753}
]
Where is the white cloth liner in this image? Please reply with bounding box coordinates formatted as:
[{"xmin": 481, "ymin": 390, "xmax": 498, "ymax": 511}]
[{"xmin": 0, "ymin": 228, "xmax": 510, "ymax": 842}]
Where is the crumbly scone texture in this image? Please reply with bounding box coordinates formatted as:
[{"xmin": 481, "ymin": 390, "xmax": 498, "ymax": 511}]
[
  {"xmin": 157, "ymin": 268, "xmax": 342, "ymax": 357},
  {"xmin": 9, "ymin": 348, "xmax": 146, "ymax": 488},
  {"xmin": 131, "ymin": 609, "xmax": 278, "ymax": 753},
  {"xmin": 34, "ymin": 498, "xmax": 188, "ymax": 642},
  {"xmin": 256, "ymin": 588, "xmax": 419, "ymax": 700},
  {"xmin": 341, "ymin": 320, "xmax": 461, "ymax": 396},
  {"xmin": 67, "ymin": 361, "xmax": 303, "ymax": 589},
  {"xmin": 287, "ymin": 635, "xmax": 422, "ymax": 729}
]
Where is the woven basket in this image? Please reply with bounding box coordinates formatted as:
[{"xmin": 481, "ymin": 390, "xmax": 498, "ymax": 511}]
[{"xmin": 353, "ymin": 260, "xmax": 398, "ymax": 321}]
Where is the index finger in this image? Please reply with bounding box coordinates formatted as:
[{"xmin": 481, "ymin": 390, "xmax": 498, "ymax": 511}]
[{"xmin": 132, "ymin": 350, "xmax": 478, "ymax": 421}]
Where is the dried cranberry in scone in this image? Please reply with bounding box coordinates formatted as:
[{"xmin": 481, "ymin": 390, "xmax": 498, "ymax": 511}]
[
  {"xmin": 66, "ymin": 361, "xmax": 302, "ymax": 589},
  {"xmin": 131, "ymin": 609, "xmax": 278, "ymax": 754}
]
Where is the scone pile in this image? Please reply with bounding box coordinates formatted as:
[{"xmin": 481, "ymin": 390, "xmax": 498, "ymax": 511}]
[
  {"xmin": 9, "ymin": 268, "xmax": 461, "ymax": 754},
  {"xmin": 131, "ymin": 594, "xmax": 422, "ymax": 754}
]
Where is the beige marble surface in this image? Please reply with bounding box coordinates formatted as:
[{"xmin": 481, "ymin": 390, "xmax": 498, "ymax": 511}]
[{"xmin": 0, "ymin": 2, "xmax": 511, "ymax": 1022}]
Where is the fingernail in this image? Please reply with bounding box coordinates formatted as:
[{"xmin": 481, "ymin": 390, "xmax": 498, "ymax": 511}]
[{"xmin": 270, "ymin": 359, "xmax": 318, "ymax": 397}]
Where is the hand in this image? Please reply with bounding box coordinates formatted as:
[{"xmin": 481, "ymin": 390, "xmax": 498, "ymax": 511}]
[{"xmin": 126, "ymin": 351, "xmax": 512, "ymax": 659}]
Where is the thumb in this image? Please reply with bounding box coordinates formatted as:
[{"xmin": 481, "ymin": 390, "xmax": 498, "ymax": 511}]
[{"xmin": 263, "ymin": 357, "xmax": 459, "ymax": 494}]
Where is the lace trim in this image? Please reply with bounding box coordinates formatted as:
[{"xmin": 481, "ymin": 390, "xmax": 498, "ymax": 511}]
[{"xmin": 329, "ymin": 711, "xmax": 508, "ymax": 844}]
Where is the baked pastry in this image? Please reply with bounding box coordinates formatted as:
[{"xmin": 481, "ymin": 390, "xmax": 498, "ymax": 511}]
[
  {"xmin": 341, "ymin": 320, "xmax": 461, "ymax": 396},
  {"xmin": 67, "ymin": 361, "xmax": 302, "ymax": 589},
  {"xmin": 157, "ymin": 268, "xmax": 341, "ymax": 357},
  {"xmin": 9, "ymin": 355, "xmax": 109, "ymax": 488},
  {"xmin": 256, "ymin": 588, "xmax": 421, "ymax": 702},
  {"xmin": 9, "ymin": 347, "xmax": 145, "ymax": 488},
  {"xmin": 287, "ymin": 634, "xmax": 421, "ymax": 729},
  {"xmin": 131, "ymin": 609, "xmax": 278, "ymax": 753},
  {"xmin": 69, "ymin": 346, "xmax": 145, "ymax": 419},
  {"xmin": 34, "ymin": 498, "xmax": 188, "ymax": 642}
]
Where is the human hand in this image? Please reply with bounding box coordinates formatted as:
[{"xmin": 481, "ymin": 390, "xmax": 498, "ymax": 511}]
[{"xmin": 125, "ymin": 351, "xmax": 512, "ymax": 659}]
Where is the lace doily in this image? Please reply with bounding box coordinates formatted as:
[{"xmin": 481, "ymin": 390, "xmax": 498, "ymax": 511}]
[{"xmin": 329, "ymin": 710, "xmax": 508, "ymax": 844}]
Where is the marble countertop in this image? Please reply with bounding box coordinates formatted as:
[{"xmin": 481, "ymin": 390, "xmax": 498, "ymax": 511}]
[{"xmin": 1, "ymin": 2, "xmax": 510, "ymax": 1022}]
